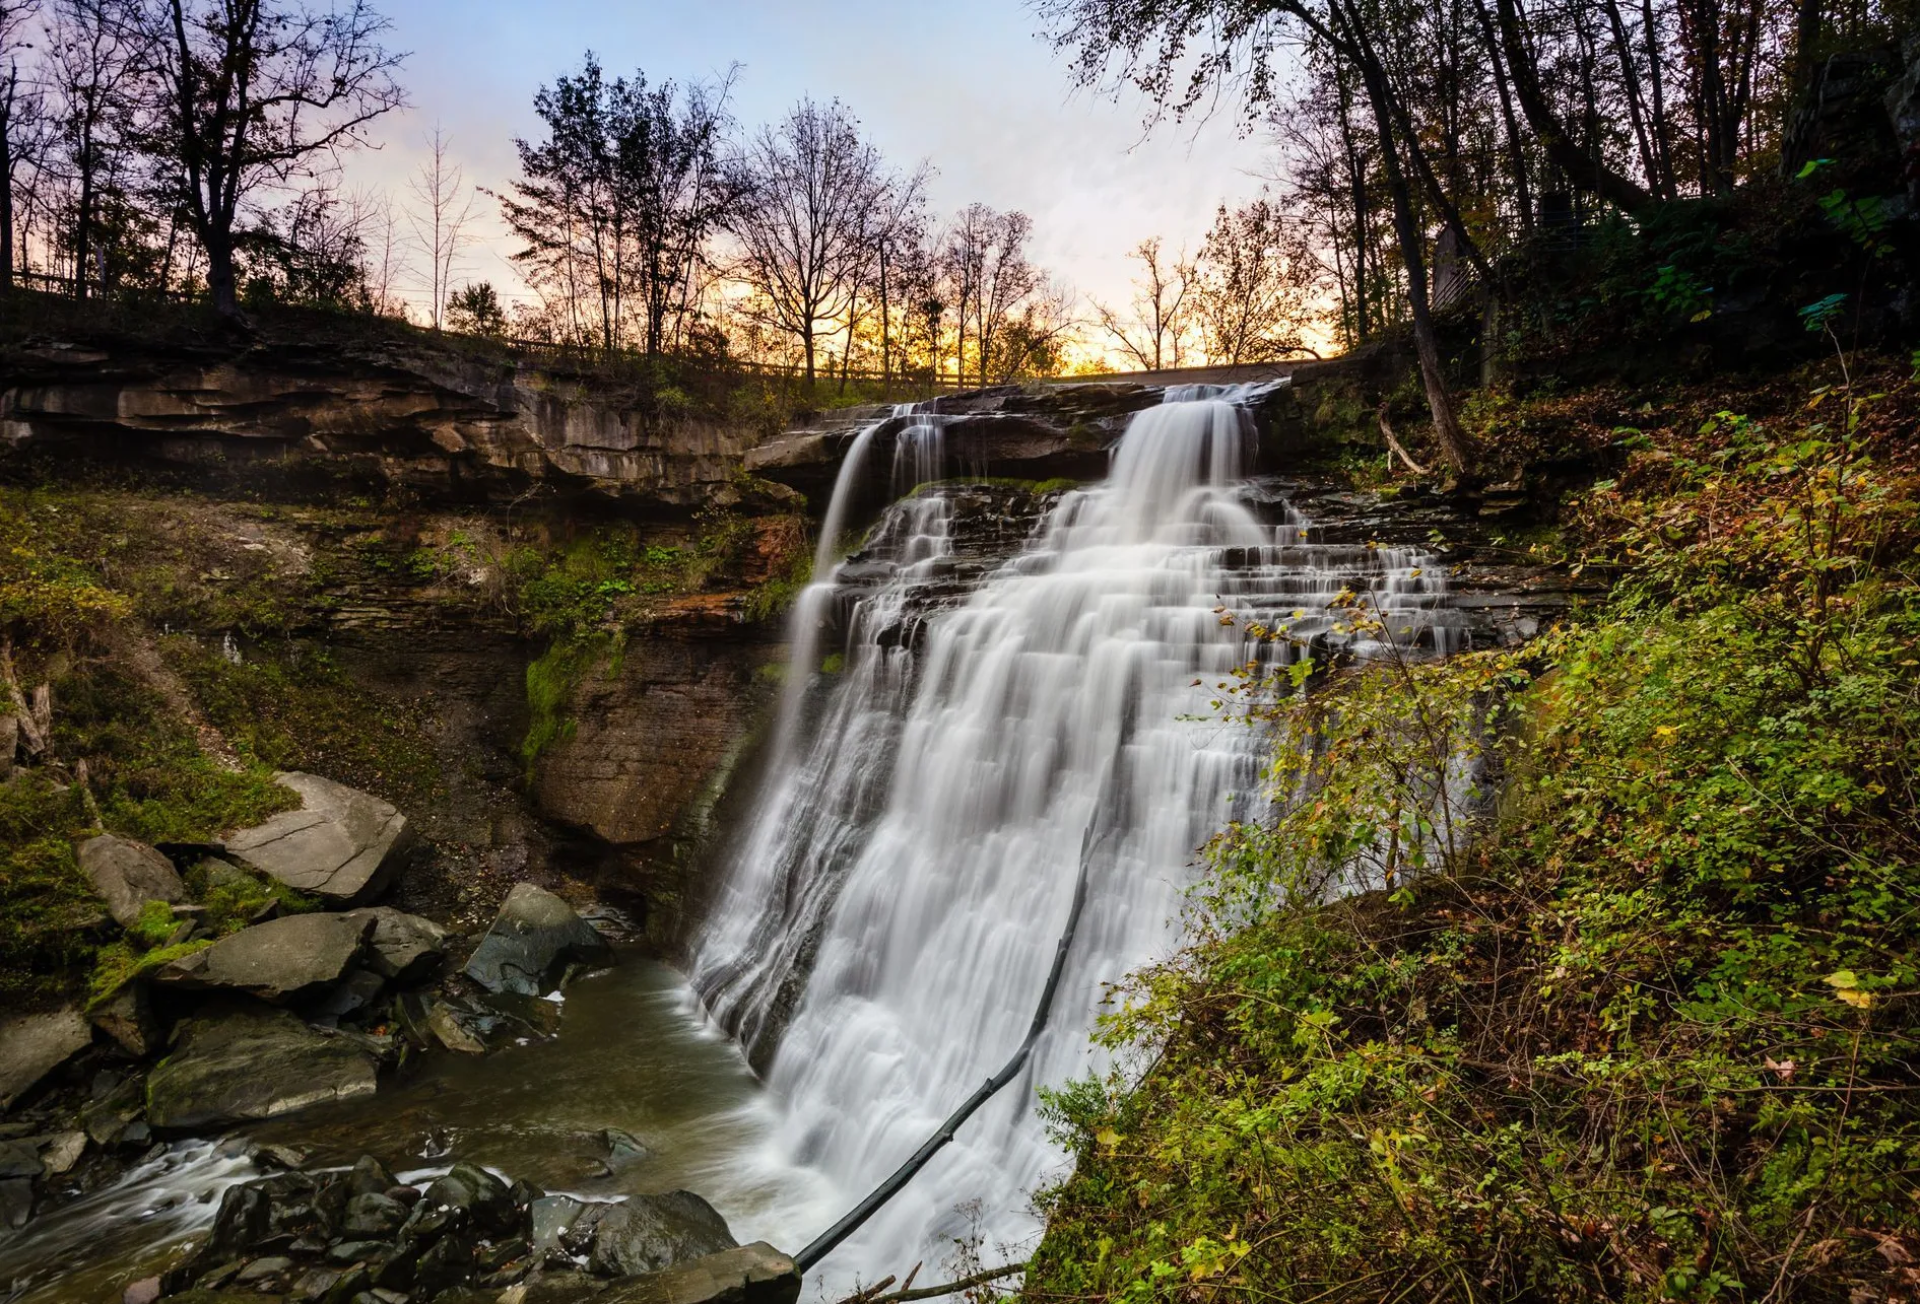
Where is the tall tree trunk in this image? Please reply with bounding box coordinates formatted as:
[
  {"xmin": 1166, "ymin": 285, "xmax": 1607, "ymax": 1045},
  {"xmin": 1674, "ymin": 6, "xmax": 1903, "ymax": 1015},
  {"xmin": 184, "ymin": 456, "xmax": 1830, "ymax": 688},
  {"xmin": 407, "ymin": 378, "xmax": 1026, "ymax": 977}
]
[
  {"xmin": 0, "ymin": 68, "xmax": 14, "ymax": 295},
  {"xmin": 1793, "ymin": 0, "xmax": 1823, "ymax": 104},
  {"xmin": 1472, "ymin": 0, "xmax": 1534, "ymax": 229},
  {"xmin": 1493, "ymin": 0, "xmax": 1655, "ymax": 211},
  {"xmin": 838, "ymin": 299, "xmax": 856, "ymax": 394},
  {"xmin": 1334, "ymin": 78, "xmax": 1370, "ymax": 340},
  {"xmin": 1337, "ymin": 1, "xmax": 1476, "ymax": 477},
  {"xmin": 878, "ymin": 242, "xmax": 891, "ymax": 387},
  {"xmin": 74, "ymin": 143, "xmax": 93, "ymax": 300},
  {"xmin": 803, "ymin": 327, "xmax": 816, "ymax": 385},
  {"xmin": 1640, "ymin": 0, "xmax": 1677, "ymax": 196},
  {"xmin": 207, "ymin": 228, "xmax": 238, "ymax": 317},
  {"xmin": 1600, "ymin": 0, "xmax": 1663, "ymax": 199}
]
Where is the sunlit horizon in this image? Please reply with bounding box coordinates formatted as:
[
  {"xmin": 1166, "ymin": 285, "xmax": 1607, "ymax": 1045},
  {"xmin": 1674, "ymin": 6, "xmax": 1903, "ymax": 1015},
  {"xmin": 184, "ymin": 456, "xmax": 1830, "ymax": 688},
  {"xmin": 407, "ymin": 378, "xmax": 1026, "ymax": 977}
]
[{"xmin": 325, "ymin": 0, "xmax": 1315, "ymax": 369}]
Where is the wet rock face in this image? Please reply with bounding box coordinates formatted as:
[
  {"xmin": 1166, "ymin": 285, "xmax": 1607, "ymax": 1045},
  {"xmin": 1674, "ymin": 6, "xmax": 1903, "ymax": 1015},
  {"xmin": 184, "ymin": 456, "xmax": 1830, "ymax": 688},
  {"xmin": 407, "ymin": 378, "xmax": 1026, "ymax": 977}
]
[
  {"xmin": 224, "ymin": 772, "xmax": 416, "ymax": 905},
  {"xmin": 598, "ymin": 1242, "xmax": 802, "ymax": 1304},
  {"xmin": 582, "ymin": 1190, "xmax": 738, "ymax": 1277},
  {"xmin": 463, "ymin": 884, "xmax": 616, "ymax": 997},
  {"xmin": 531, "ymin": 632, "xmax": 779, "ymax": 856},
  {"xmin": 144, "ymin": 1006, "xmax": 380, "ymax": 1131},
  {"xmin": 746, "ymin": 385, "xmax": 1139, "ymax": 510},
  {"xmin": 342, "ymin": 906, "xmax": 449, "ymax": 983},
  {"xmin": 151, "ymin": 1149, "xmax": 778, "ymax": 1304}
]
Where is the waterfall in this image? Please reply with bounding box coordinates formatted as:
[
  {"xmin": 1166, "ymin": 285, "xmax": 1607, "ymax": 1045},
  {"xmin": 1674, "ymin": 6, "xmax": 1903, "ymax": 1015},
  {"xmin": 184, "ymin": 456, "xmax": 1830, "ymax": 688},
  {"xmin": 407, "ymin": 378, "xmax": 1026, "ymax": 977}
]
[{"xmin": 696, "ymin": 391, "xmax": 1460, "ymax": 1284}]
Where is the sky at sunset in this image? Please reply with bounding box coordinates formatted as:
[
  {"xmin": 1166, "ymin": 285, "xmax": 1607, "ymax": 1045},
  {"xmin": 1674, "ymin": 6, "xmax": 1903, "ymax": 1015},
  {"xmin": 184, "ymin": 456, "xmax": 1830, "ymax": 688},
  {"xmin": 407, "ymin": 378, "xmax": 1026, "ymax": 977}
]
[{"xmin": 344, "ymin": 0, "xmax": 1279, "ymax": 324}]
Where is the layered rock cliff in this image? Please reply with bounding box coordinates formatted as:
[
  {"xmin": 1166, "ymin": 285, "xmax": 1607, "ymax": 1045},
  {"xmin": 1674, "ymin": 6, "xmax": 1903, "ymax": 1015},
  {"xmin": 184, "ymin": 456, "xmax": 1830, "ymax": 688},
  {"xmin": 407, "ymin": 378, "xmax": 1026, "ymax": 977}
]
[{"xmin": 1, "ymin": 318, "xmax": 782, "ymax": 509}]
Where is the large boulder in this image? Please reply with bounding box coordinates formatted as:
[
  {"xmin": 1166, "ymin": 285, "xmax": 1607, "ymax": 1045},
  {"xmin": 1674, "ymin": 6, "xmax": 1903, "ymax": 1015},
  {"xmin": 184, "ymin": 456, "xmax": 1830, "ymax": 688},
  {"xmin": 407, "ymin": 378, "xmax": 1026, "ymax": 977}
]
[
  {"xmin": 597, "ymin": 1242, "xmax": 802, "ymax": 1304},
  {"xmin": 146, "ymin": 1006, "xmax": 380, "ymax": 1130},
  {"xmin": 0, "ymin": 1007, "xmax": 93, "ymax": 1110},
  {"xmin": 584, "ymin": 1190, "xmax": 737, "ymax": 1278},
  {"xmin": 78, "ymin": 833, "xmax": 185, "ymax": 928},
  {"xmin": 155, "ymin": 912, "xmax": 376, "ymax": 1003},
  {"xmin": 463, "ymin": 883, "xmax": 615, "ymax": 997},
  {"xmin": 343, "ymin": 906, "xmax": 448, "ymax": 983},
  {"xmin": 224, "ymin": 772, "xmax": 415, "ymax": 905}
]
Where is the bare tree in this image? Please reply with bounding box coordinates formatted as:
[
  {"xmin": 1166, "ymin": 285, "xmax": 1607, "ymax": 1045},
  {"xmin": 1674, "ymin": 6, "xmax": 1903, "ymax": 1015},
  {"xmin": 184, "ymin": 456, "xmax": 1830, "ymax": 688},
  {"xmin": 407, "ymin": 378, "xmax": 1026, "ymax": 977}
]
[
  {"xmin": 142, "ymin": 0, "xmax": 405, "ymax": 317},
  {"xmin": 943, "ymin": 203, "xmax": 1041, "ymax": 387},
  {"xmin": 1190, "ymin": 195, "xmax": 1317, "ymax": 365},
  {"xmin": 499, "ymin": 54, "xmax": 739, "ymax": 354},
  {"xmin": 356, "ymin": 185, "xmax": 403, "ymax": 315},
  {"xmin": 1092, "ymin": 236, "xmax": 1192, "ymax": 371},
  {"xmin": 0, "ymin": 0, "xmax": 43, "ymax": 291},
  {"xmin": 728, "ymin": 97, "xmax": 886, "ymax": 382},
  {"xmin": 48, "ymin": 0, "xmax": 141, "ymax": 296},
  {"xmin": 406, "ymin": 126, "xmax": 474, "ymax": 329},
  {"xmin": 990, "ymin": 275, "xmax": 1078, "ymax": 381}
]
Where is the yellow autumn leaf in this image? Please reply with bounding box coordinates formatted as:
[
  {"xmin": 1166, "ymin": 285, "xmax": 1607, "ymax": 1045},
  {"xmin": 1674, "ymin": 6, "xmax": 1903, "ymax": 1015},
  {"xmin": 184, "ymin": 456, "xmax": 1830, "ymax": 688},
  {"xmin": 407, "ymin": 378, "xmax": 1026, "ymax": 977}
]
[
  {"xmin": 1095, "ymin": 1127, "xmax": 1121, "ymax": 1150},
  {"xmin": 1835, "ymin": 989, "xmax": 1874, "ymax": 1009}
]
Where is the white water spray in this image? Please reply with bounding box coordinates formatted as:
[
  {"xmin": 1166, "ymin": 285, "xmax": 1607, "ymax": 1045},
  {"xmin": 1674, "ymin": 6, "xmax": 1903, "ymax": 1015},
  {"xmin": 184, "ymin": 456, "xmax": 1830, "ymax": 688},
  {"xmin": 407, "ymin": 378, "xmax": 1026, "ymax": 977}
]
[{"xmin": 696, "ymin": 390, "xmax": 1459, "ymax": 1284}]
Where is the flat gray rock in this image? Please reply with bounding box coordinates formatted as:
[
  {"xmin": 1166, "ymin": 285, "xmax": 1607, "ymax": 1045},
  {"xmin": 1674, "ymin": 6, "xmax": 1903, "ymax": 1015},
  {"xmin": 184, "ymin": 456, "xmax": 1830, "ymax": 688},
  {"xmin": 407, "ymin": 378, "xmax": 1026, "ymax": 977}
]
[
  {"xmin": 146, "ymin": 1006, "xmax": 379, "ymax": 1130},
  {"xmin": 0, "ymin": 1007, "xmax": 93, "ymax": 1110},
  {"xmin": 224, "ymin": 772, "xmax": 415, "ymax": 904},
  {"xmin": 597, "ymin": 1242, "xmax": 801, "ymax": 1304},
  {"xmin": 156, "ymin": 912, "xmax": 375, "ymax": 1003},
  {"xmin": 464, "ymin": 883, "xmax": 615, "ymax": 997},
  {"xmin": 342, "ymin": 906, "xmax": 448, "ymax": 983},
  {"xmin": 78, "ymin": 834, "xmax": 185, "ymax": 928}
]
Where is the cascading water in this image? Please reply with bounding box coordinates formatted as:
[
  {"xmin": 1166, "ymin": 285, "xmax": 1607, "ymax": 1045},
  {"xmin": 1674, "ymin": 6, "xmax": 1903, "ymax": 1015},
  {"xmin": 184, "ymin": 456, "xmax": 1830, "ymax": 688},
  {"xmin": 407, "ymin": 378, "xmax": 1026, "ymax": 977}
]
[{"xmin": 696, "ymin": 388, "xmax": 1462, "ymax": 1285}]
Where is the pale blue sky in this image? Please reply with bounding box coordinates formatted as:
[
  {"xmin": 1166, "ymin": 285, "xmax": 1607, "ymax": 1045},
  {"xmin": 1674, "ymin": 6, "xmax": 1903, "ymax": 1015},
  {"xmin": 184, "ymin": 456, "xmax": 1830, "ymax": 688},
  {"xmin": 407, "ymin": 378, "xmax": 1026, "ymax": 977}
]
[{"xmin": 346, "ymin": 0, "xmax": 1277, "ymax": 321}]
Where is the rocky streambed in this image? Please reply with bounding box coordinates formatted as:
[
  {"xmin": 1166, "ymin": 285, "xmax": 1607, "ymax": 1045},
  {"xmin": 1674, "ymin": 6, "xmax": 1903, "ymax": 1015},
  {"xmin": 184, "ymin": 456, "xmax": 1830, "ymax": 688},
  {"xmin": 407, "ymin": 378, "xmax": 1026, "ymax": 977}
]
[{"xmin": 0, "ymin": 768, "xmax": 824, "ymax": 1304}]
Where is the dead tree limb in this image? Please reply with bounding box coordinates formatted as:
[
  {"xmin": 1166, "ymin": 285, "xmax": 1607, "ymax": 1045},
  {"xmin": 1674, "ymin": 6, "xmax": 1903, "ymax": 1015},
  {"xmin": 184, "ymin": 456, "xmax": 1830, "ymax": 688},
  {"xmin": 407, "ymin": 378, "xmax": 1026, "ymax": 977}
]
[
  {"xmin": 834, "ymin": 1263, "xmax": 1027, "ymax": 1304},
  {"xmin": 1, "ymin": 637, "xmax": 47, "ymax": 756},
  {"xmin": 1378, "ymin": 404, "xmax": 1430, "ymax": 476}
]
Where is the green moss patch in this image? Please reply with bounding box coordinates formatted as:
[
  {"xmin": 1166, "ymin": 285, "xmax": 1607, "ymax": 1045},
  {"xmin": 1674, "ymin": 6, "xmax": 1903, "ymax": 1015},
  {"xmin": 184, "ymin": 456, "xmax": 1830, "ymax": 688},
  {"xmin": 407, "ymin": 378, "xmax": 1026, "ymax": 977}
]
[{"xmin": 166, "ymin": 638, "xmax": 440, "ymax": 810}]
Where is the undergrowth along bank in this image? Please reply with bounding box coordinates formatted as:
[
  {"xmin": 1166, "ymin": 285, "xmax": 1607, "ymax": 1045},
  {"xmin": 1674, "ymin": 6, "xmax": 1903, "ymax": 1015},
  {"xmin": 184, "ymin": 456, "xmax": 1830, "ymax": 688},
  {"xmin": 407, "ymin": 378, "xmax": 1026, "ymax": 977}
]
[{"xmin": 1029, "ymin": 357, "xmax": 1920, "ymax": 1303}]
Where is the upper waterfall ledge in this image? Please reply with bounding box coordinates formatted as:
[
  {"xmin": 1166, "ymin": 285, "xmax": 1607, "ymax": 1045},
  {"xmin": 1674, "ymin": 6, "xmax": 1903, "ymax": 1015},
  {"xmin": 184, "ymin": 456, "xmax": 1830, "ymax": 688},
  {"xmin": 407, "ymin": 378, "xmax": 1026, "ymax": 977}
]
[{"xmin": 744, "ymin": 354, "xmax": 1400, "ymax": 509}]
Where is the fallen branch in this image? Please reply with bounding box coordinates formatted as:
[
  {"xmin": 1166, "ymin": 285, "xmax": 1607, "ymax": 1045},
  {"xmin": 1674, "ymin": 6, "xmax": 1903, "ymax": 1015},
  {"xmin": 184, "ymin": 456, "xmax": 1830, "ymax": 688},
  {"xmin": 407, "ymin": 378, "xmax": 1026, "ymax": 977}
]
[
  {"xmin": 1, "ymin": 637, "xmax": 48, "ymax": 756},
  {"xmin": 835, "ymin": 1263, "xmax": 1027, "ymax": 1304},
  {"xmin": 73, "ymin": 758, "xmax": 105, "ymax": 830},
  {"xmin": 1377, "ymin": 403, "xmax": 1429, "ymax": 476},
  {"xmin": 793, "ymin": 822, "xmax": 1103, "ymax": 1272}
]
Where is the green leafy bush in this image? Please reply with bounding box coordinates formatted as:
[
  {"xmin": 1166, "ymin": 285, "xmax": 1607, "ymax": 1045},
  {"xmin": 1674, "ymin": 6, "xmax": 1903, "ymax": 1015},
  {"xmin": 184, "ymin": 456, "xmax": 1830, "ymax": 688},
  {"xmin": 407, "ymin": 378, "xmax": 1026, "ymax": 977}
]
[{"xmin": 1031, "ymin": 389, "xmax": 1920, "ymax": 1303}]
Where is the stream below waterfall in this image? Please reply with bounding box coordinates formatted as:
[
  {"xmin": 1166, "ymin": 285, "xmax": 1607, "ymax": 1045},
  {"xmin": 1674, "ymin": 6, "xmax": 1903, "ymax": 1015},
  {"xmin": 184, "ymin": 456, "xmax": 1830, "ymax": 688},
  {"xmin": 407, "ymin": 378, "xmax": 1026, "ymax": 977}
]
[
  {"xmin": 0, "ymin": 955, "xmax": 836, "ymax": 1304},
  {"xmin": 0, "ymin": 386, "xmax": 1494, "ymax": 1303}
]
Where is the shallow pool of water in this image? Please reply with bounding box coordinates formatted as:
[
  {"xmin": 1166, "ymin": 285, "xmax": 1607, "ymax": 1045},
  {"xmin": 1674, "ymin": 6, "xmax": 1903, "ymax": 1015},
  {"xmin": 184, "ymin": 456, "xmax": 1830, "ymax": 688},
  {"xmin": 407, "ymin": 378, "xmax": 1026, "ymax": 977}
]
[{"xmin": 0, "ymin": 954, "xmax": 839, "ymax": 1304}]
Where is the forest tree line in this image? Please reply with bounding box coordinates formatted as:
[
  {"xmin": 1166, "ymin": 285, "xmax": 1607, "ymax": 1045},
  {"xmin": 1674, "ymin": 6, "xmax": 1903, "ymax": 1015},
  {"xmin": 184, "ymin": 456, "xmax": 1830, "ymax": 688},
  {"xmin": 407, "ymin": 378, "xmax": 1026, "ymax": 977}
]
[
  {"xmin": 0, "ymin": 0, "xmax": 1333, "ymax": 385},
  {"xmin": 1044, "ymin": 0, "xmax": 1911, "ymax": 472}
]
